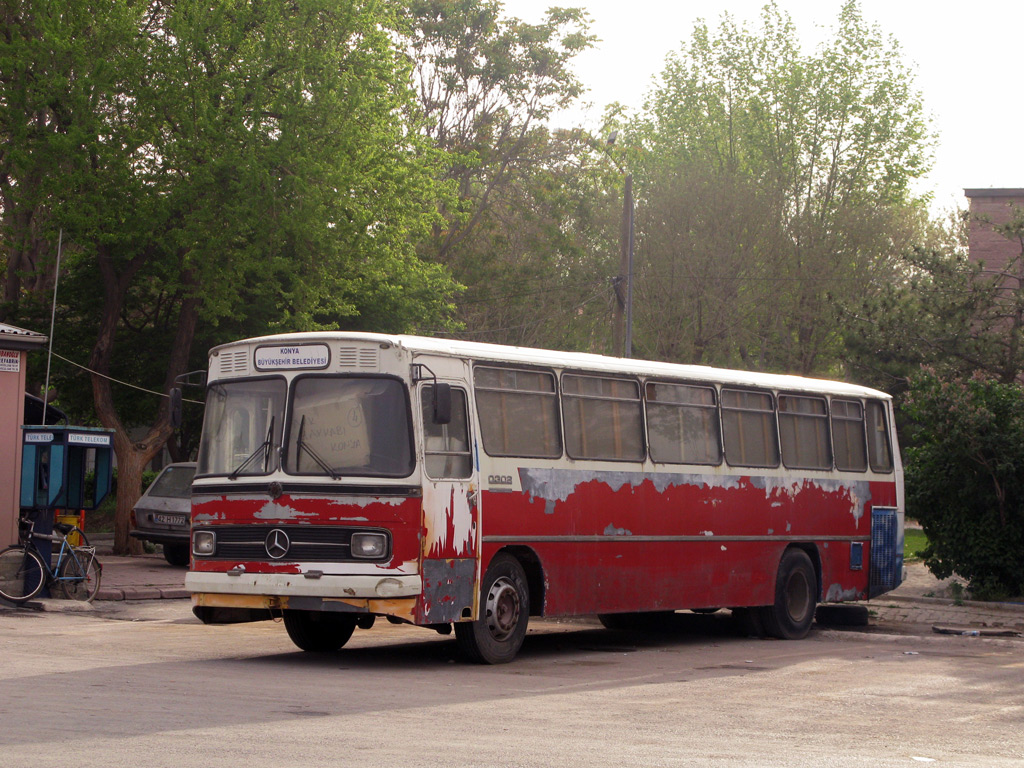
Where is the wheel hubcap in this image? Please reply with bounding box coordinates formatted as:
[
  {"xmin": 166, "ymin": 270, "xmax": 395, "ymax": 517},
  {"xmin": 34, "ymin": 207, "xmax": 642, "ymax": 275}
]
[
  {"xmin": 484, "ymin": 577, "xmax": 521, "ymax": 641},
  {"xmin": 785, "ymin": 571, "xmax": 812, "ymax": 623}
]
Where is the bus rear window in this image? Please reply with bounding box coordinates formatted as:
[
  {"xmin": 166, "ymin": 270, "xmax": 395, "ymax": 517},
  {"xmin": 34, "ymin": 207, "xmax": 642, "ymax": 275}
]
[{"xmin": 866, "ymin": 400, "xmax": 893, "ymax": 473}]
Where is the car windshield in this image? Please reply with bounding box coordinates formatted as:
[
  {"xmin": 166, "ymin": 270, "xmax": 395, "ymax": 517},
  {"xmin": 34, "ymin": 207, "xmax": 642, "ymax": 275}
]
[
  {"xmin": 283, "ymin": 376, "xmax": 413, "ymax": 477},
  {"xmin": 197, "ymin": 378, "xmax": 286, "ymax": 477},
  {"xmin": 148, "ymin": 465, "xmax": 196, "ymax": 498}
]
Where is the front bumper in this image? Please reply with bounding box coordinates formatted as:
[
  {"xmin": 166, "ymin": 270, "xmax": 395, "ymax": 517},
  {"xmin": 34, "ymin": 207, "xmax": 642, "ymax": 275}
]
[
  {"xmin": 184, "ymin": 570, "xmax": 421, "ymax": 600},
  {"xmin": 131, "ymin": 529, "xmax": 189, "ymax": 546}
]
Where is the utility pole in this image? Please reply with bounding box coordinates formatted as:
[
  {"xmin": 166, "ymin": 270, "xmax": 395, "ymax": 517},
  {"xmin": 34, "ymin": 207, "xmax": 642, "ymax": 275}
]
[
  {"xmin": 608, "ymin": 131, "xmax": 634, "ymax": 359},
  {"xmin": 624, "ymin": 173, "xmax": 634, "ymax": 359},
  {"xmin": 613, "ymin": 174, "xmax": 634, "ymax": 359}
]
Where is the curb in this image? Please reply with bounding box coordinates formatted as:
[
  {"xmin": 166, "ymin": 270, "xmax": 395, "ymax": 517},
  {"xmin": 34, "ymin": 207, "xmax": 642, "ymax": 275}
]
[
  {"xmin": 876, "ymin": 594, "xmax": 1024, "ymax": 615},
  {"xmin": 95, "ymin": 587, "xmax": 190, "ymax": 602}
]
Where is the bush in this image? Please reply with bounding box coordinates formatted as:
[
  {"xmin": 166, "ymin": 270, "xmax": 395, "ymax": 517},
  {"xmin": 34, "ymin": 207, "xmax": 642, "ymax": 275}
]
[{"xmin": 903, "ymin": 370, "xmax": 1024, "ymax": 599}]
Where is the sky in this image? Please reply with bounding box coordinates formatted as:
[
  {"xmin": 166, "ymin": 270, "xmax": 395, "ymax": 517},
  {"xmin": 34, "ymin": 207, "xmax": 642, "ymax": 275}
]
[{"xmin": 513, "ymin": 0, "xmax": 1024, "ymax": 214}]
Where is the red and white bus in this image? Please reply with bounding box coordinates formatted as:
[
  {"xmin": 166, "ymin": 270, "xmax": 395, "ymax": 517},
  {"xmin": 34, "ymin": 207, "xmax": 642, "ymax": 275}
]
[{"xmin": 185, "ymin": 332, "xmax": 903, "ymax": 663}]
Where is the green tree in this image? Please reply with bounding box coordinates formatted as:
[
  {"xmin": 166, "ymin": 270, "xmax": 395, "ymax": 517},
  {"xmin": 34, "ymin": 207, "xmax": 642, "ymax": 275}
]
[
  {"xmin": 423, "ymin": 127, "xmax": 621, "ymax": 351},
  {"xmin": 903, "ymin": 370, "xmax": 1024, "ymax": 599},
  {"xmin": 843, "ymin": 207, "xmax": 1024, "ymax": 390},
  {"xmin": 1, "ymin": 0, "xmax": 458, "ymax": 553},
  {"xmin": 627, "ymin": 0, "xmax": 932, "ymax": 374},
  {"xmin": 407, "ymin": 0, "xmax": 615, "ymax": 349}
]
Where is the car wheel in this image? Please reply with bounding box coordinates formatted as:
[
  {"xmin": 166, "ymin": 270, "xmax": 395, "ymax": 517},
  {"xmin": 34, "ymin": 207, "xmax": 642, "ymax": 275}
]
[{"xmin": 162, "ymin": 543, "xmax": 190, "ymax": 567}]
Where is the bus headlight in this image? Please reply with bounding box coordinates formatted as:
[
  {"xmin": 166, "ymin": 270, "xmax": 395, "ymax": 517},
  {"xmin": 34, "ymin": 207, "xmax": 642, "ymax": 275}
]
[
  {"xmin": 351, "ymin": 532, "xmax": 387, "ymax": 559},
  {"xmin": 193, "ymin": 529, "xmax": 216, "ymax": 556}
]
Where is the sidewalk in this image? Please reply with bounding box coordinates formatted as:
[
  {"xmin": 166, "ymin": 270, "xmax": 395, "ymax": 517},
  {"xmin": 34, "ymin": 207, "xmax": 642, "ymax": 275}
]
[
  {"xmin": 868, "ymin": 561, "xmax": 1024, "ymax": 637},
  {"xmin": 95, "ymin": 553, "xmax": 190, "ymax": 601},
  {"xmin": 88, "ymin": 535, "xmax": 188, "ymax": 601}
]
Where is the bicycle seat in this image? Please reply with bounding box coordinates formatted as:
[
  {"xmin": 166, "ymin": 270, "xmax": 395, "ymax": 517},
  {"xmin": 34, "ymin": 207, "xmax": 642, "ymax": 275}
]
[{"xmin": 53, "ymin": 522, "xmax": 74, "ymax": 535}]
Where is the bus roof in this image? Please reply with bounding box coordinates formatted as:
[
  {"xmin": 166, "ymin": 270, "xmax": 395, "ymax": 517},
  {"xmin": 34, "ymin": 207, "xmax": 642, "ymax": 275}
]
[{"xmin": 213, "ymin": 331, "xmax": 891, "ymax": 401}]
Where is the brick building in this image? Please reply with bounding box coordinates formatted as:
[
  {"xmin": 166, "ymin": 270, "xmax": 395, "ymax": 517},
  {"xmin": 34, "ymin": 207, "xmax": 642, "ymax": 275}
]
[{"xmin": 964, "ymin": 188, "xmax": 1024, "ymax": 273}]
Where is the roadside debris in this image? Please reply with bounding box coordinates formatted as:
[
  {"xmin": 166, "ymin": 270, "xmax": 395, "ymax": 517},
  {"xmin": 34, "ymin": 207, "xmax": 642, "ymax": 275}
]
[{"xmin": 932, "ymin": 625, "xmax": 1022, "ymax": 638}]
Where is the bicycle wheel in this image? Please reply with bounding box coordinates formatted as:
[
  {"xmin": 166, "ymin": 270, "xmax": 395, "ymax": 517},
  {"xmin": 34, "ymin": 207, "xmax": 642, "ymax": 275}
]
[
  {"xmin": 69, "ymin": 527, "xmax": 89, "ymax": 548},
  {"xmin": 0, "ymin": 546, "xmax": 47, "ymax": 603},
  {"xmin": 58, "ymin": 548, "xmax": 101, "ymax": 601}
]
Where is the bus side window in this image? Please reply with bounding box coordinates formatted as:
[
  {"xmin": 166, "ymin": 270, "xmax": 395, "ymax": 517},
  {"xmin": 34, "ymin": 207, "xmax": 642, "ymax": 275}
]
[
  {"xmin": 831, "ymin": 399, "xmax": 867, "ymax": 472},
  {"xmin": 474, "ymin": 367, "xmax": 562, "ymax": 458},
  {"xmin": 645, "ymin": 381, "xmax": 721, "ymax": 465},
  {"xmin": 865, "ymin": 400, "xmax": 893, "ymax": 473},
  {"xmin": 721, "ymin": 389, "xmax": 779, "ymax": 468},
  {"xmin": 421, "ymin": 386, "xmax": 472, "ymax": 479},
  {"xmin": 778, "ymin": 394, "xmax": 831, "ymax": 470},
  {"xmin": 562, "ymin": 374, "xmax": 644, "ymax": 462}
]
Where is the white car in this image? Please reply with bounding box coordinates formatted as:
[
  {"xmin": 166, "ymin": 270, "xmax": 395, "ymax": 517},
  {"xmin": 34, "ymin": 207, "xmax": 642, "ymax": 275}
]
[{"xmin": 130, "ymin": 462, "xmax": 195, "ymax": 566}]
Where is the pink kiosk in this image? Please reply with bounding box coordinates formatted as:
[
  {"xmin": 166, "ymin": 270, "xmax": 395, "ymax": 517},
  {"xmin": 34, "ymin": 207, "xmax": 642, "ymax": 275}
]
[{"xmin": 0, "ymin": 323, "xmax": 48, "ymax": 548}]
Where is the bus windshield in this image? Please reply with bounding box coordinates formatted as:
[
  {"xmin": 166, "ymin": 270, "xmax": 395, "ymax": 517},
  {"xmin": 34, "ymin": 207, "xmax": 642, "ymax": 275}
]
[
  {"xmin": 284, "ymin": 376, "xmax": 413, "ymax": 478},
  {"xmin": 197, "ymin": 378, "xmax": 286, "ymax": 477}
]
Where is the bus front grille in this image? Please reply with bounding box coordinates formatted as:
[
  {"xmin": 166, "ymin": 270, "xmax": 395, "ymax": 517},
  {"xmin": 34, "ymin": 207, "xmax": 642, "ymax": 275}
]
[{"xmin": 197, "ymin": 525, "xmax": 387, "ymax": 563}]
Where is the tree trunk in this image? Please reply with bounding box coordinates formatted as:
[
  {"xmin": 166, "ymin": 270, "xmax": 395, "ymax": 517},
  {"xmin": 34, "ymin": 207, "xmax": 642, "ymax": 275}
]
[
  {"xmin": 89, "ymin": 247, "xmax": 200, "ymax": 555},
  {"xmin": 111, "ymin": 439, "xmax": 159, "ymax": 556}
]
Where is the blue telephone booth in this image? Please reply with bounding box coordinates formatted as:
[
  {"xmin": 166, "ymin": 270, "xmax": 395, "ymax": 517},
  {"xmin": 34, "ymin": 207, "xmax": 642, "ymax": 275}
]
[{"xmin": 19, "ymin": 426, "xmax": 114, "ymax": 596}]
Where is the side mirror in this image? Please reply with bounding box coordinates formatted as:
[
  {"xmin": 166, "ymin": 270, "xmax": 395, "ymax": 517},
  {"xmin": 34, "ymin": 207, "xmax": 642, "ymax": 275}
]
[
  {"xmin": 432, "ymin": 382, "xmax": 452, "ymax": 425},
  {"xmin": 170, "ymin": 387, "xmax": 183, "ymax": 428}
]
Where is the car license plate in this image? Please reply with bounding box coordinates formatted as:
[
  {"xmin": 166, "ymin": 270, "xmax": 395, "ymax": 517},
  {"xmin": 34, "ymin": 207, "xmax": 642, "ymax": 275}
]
[{"xmin": 154, "ymin": 514, "xmax": 187, "ymax": 526}]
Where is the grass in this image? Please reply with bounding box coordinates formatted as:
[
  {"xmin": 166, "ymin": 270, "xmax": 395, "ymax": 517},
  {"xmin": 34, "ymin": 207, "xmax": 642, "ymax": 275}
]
[{"xmin": 904, "ymin": 527, "xmax": 928, "ymax": 562}]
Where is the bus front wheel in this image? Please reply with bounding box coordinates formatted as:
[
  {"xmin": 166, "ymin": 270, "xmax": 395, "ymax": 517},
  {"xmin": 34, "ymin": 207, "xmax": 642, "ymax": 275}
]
[
  {"xmin": 283, "ymin": 610, "xmax": 357, "ymax": 652},
  {"xmin": 761, "ymin": 548, "xmax": 817, "ymax": 640},
  {"xmin": 455, "ymin": 554, "xmax": 530, "ymax": 664}
]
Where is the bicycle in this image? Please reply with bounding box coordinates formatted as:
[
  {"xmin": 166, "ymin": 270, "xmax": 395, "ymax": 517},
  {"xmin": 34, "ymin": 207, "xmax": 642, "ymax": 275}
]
[{"xmin": 0, "ymin": 517, "xmax": 102, "ymax": 604}]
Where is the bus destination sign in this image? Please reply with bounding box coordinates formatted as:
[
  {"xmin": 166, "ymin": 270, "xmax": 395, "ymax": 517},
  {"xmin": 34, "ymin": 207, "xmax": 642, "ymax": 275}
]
[{"xmin": 254, "ymin": 344, "xmax": 330, "ymax": 371}]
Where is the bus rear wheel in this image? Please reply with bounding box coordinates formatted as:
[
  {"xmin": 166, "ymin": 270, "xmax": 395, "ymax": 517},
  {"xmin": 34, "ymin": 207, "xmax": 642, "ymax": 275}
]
[
  {"xmin": 455, "ymin": 554, "xmax": 529, "ymax": 664},
  {"xmin": 761, "ymin": 548, "xmax": 817, "ymax": 640},
  {"xmin": 283, "ymin": 610, "xmax": 357, "ymax": 652}
]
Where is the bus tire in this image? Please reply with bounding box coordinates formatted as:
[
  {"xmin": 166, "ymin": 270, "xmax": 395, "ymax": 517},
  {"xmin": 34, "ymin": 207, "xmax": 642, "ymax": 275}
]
[
  {"xmin": 455, "ymin": 554, "xmax": 529, "ymax": 664},
  {"xmin": 283, "ymin": 610, "xmax": 357, "ymax": 652},
  {"xmin": 762, "ymin": 548, "xmax": 817, "ymax": 640}
]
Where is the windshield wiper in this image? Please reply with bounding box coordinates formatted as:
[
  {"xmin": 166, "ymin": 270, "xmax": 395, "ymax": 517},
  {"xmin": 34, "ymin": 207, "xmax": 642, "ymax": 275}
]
[
  {"xmin": 228, "ymin": 416, "xmax": 275, "ymax": 480},
  {"xmin": 296, "ymin": 415, "xmax": 340, "ymax": 480}
]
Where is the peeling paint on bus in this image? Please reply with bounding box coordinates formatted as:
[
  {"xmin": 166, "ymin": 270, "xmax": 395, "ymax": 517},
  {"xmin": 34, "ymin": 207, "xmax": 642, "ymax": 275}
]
[
  {"xmin": 481, "ymin": 467, "xmax": 895, "ymax": 616},
  {"xmin": 421, "ymin": 483, "xmax": 476, "ymax": 560},
  {"xmin": 254, "ymin": 501, "xmax": 313, "ymax": 520},
  {"xmin": 825, "ymin": 583, "xmax": 862, "ymax": 602}
]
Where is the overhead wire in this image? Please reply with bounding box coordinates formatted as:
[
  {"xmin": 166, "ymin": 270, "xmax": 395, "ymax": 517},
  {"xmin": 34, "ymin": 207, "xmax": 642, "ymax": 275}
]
[{"xmin": 48, "ymin": 351, "xmax": 204, "ymax": 405}]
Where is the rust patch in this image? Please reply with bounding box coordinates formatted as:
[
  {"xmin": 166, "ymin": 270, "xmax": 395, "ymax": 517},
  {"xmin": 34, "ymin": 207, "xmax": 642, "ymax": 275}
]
[{"xmin": 420, "ymin": 558, "xmax": 476, "ymax": 624}]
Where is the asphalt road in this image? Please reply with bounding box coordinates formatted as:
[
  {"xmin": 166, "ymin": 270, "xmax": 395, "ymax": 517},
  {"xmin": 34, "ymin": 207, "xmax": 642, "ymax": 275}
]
[{"xmin": 1, "ymin": 602, "xmax": 1022, "ymax": 768}]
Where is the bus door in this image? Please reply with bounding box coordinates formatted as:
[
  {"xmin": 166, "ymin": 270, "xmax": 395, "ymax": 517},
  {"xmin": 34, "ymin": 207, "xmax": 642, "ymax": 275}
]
[{"xmin": 415, "ymin": 356, "xmax": 480, "ymax": 625}]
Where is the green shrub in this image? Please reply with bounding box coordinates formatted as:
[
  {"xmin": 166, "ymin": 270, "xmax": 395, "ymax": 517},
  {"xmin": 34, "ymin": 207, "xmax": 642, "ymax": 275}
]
[{"xmin": 904, "ymin": 370, "xmax": 1024, "ymax": 599}]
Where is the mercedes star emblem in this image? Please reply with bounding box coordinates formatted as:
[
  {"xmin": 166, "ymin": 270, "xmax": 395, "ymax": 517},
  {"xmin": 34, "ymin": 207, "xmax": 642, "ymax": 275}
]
[{"xmin": 265, "ymin": 528, "xmax": 290, "ymax": 559}]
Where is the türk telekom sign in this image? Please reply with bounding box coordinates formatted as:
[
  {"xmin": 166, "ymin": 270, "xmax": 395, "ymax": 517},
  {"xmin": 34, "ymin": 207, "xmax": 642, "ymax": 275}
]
[
  {"xmin": 0, "ymin": 349, "xmax": 20, "ymax": 373},
  {"xmin": 254, "ymin": 344, "xmax": 330, "ymax": 371}
]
